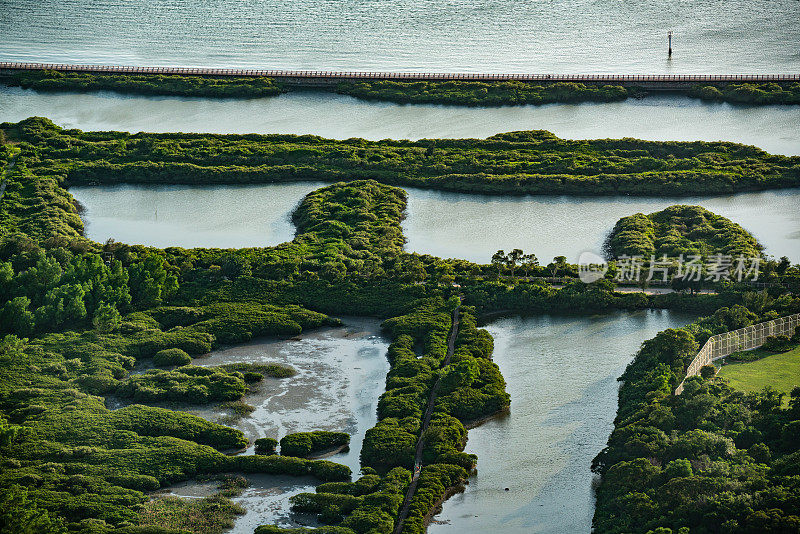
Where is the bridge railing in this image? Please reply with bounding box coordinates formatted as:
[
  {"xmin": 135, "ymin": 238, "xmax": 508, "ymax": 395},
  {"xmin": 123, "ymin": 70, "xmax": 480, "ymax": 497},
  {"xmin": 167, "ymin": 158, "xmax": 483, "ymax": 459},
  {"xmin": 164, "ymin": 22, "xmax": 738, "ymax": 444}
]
[
  {"xmin": 1, "ymin": 62, "xmax": 800, "ymax": 83},
  {"xmin": 675, "ymin": 312, "xmax": 800, "ymax": 394}
]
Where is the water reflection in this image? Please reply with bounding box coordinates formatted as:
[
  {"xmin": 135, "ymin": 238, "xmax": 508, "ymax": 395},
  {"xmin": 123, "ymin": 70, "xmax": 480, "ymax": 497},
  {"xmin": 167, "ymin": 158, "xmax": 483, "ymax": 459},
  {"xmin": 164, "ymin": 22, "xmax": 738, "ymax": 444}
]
[
  {"xmin": 70, "ymin": 182, "xmax": 325, "ymax": 249},
  {"xmin": 403, "ymin": 187, "xmax": 800, "ymax": 263},
  {"xmin": 72, "ymin": 183, "xmax": 800, "ymax": 262},
  {"xmin": 2, "ymin": 88, "xmax": 799, "ymax": 156},
  {"xmin": 429, "ymin": 310, "xmax": 694, "ymax": 534}
]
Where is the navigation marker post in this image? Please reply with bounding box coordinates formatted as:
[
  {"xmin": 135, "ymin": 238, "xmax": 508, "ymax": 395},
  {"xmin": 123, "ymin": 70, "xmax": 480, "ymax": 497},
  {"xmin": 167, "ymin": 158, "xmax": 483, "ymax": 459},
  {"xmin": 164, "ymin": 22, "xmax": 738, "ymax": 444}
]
[{"xmin": 668, "ymin": 31, "xmax": 673, "ymax": 58}]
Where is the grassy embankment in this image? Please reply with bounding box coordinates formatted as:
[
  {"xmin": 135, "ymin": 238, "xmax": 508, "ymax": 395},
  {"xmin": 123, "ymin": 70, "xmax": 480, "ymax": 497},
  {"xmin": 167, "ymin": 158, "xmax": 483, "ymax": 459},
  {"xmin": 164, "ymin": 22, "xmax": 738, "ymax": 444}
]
[
  {"xmin": 4, "ymin": 70, "xmax": 800, "ymax": 106},
  {"xmin": 719, "ymin": 345, "xmax": 800, "ymax": 398}
]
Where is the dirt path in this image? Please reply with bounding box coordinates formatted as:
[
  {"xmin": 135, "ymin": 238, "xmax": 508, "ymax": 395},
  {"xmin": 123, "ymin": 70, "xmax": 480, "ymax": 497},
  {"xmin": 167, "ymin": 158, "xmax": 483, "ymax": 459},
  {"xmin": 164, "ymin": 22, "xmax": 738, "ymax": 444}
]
[{"xmin": 393, "ymin": 301, "xmax": 461, "ymax": 534}]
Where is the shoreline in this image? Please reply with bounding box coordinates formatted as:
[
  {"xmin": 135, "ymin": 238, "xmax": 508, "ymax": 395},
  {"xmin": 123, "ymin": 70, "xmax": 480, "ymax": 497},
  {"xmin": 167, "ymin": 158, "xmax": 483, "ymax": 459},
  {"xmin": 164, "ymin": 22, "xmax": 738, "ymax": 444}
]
[{"xmin": 3, "ymin": 69, "xmax": 799, "ymax": 107}]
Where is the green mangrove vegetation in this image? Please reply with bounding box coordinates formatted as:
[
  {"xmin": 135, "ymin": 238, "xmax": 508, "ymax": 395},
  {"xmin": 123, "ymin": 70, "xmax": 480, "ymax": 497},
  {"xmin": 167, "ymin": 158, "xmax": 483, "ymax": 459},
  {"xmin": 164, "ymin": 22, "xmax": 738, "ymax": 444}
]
[
  {"xmin": 4, "ymin": 70, "xmax": 800, "ymax": 106},
  {"xmin": 690, "ymin": 82, "xmax": 800, "ymax": 105},
  {"xmin": 151, "ymin": 348, "xmax": 192, "ymax": 367},
  {"xmin": 138, "ymin": 475, "xmax": 248, "ymax": 534},
  {"xmin": 592, "ymin": 300, "xmax": 800, "ymax": 533},
  {"xmin": 607, "ymin": 205, "xmax": 764, "ymax": 259},
  {"xmin": 279, "ymin": 431, "xmax": 350, "ymax": 457},
  {"xmin": 1, "ymin": 115, "xmax": 799, "ymax": 533},
  {"xmin": 333, "ymin": 80, "xmax": 634, "ymax": 105},
  {"xmin": 1, "ymin": 70, "xmax": 284, "ymax": 99},
  {"xmin": 254, "ymin": 438, "xmax": 278, "ymax": 455},
  {"xmin": 5, "ymin": 117, "xmax": 800, "ymax": 198}
]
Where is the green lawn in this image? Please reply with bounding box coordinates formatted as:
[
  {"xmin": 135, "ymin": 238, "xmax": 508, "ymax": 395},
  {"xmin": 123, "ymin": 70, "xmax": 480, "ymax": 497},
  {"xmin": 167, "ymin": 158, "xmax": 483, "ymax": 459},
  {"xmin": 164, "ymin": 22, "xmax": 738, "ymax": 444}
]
[{"xmin": 719, "ymin": 345, "xmax": 800, "ymax": 400}]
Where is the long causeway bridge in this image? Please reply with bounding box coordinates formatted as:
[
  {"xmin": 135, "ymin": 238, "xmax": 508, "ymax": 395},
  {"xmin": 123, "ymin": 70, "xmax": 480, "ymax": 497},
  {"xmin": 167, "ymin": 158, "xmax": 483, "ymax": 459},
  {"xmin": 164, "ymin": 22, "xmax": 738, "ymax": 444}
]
[{"xmin": 2, "ymin": 62, "xmax": 799, "ymax": 89}]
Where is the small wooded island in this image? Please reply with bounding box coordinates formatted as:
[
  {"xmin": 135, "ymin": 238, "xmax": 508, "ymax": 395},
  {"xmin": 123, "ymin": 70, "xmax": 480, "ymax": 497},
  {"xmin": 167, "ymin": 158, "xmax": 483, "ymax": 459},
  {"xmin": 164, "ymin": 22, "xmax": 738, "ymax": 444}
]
[{"xmin": 1, "ymin": 118, "xmax": 799, "ymax": 534}]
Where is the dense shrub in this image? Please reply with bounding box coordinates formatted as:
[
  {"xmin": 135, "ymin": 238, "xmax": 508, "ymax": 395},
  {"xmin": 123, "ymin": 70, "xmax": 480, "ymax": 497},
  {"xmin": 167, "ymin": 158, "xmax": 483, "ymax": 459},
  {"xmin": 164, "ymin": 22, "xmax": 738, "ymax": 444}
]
[
  {"xmin": 7, "ymin": 117, "xmax": 800, "ymax": 200},
  {"xmin": 280, "ymin": 431, "xmax": 350, "ymax": 457},
  {"xmin": 336, "ymin": 80, "xmax": 634, "ymax": 106},
  {"xmin": 762, "ymin": 335, "xmax": 795, "ymax": 352},
  {"xmin": 231, "ymin": 455, "xmax": 351, "ymax": 481},
  {"xmin": 254, "ymin": 438, "xmax": 278, "ymax": 455},
  {"xmin": 2, "ymin": 116, "xmax": 798, "ymax": 533},
  {"xmin": 152, "ymin": 348, "xmax": 191, "ymax": 367},
  {"xmin": 607, "ymin": 204, "xmax": 763, "ymax": 259},
  {"xmin": 592, "ymin": 299, "xmax": 800, "ymax": 533},
  {"xmin": 115, "ymin": 366, "xmax": 249, "ymax": 404},
  {"xmin": 2, "ymin": 70, "xmax": 284, "ymax": 98},
  {"xmin": 690, "ymin": 82, "xmax": 800, "ymax": 105}
]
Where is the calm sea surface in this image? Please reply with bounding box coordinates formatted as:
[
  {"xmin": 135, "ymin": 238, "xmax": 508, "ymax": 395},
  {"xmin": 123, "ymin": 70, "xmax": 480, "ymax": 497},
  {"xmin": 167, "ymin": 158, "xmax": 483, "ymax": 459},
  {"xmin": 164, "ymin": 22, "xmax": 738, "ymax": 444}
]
[
  {"xmin": 1, "ymin": 0, "xmax": 799, "ymax": 73},
  {"xmin": 5, "ymin": 2, "xmax": 799, "ymax": 532}
]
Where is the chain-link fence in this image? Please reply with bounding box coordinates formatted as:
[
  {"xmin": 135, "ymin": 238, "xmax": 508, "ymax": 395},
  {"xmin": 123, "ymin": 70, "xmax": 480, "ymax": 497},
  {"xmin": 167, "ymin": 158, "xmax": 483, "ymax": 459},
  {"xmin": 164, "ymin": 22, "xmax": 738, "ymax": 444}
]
[{"xmin": 675, "ymin": 312, "xmax": 800, "ymax": 394}]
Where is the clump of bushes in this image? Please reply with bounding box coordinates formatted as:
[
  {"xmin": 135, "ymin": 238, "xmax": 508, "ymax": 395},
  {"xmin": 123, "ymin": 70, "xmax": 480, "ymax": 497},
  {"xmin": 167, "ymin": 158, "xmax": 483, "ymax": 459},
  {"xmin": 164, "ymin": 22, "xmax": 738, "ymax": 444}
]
[
  {"xmin": 254, "ymin": 437, "xmax": 278, "ymax": 455},
  {"xmin": 361, "ymin": 417, "xmax": 419, "ymax": 471},
  {"xmin": 138, "ymin": 493, "xmax": 245, "ymax": 534},
  {"xmin": 607, "ymin": 204, "xmax": 763, "ymax": 260},
  {"xmin": 152, "ymin": 348, "xmax": 192, "ymax": 367},
  {"xmin": 284, "ymin": 467, "xmax": 411, "ymax": 533},
  {"xmin": 726, "ymin": 349, "xmax": 768, "ymax": 362},
  {"xmin": 336, "ymin": 80, "xmax": 633, "ymax": 106},
  {"xmin": 218, "ymin": 362, "xmax": 296, "ymax": 379},
  {"xmin": 232, "ymin": 455, "xmax": 351, "ymax": 482},
  {"xmin": 280, "ymin": 431, "xmax": 350, "ymax": 457},
  {"xmin": 762, "ymin": 335, "xmax": 795, "ymax": 353},
  {"xmin": 2, "ymin": 70, "xmax": 285, "ymax": 98},
  {"xmin": 10, "ymin": 117, "xmax": 800, "ymax": 203},
  {"xmin": 402, "ymin": 463, "xmax": 469, "ymax": 534},
  {"xmin": 256, "ymin": 526, "xmax": 354, "ymax": 534},
  {"xmin": 115, "ymin": 366, "xmax": 248, "ymax": 404},
  {"xmin": 592, "ymin": 302, "xmax": 800, "ymax": 533},
  {"xmin": 690, "ymin": 82, "xmax": 800, "ymax": 105}
]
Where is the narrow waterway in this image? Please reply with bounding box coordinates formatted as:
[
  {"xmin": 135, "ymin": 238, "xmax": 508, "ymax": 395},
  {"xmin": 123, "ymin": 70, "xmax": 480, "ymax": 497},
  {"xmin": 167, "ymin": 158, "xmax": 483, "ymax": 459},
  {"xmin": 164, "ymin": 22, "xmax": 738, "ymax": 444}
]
[
  {"xmin": 3, "ymin": 88, "xmax": 800, "ymax": 156},
  {"xmin": 165, "ymin": 317, "xmax": 390, "ymax": 532},
  {"xmin": 70, "ymin": 182, "xmax": 325, "ymax": 249},
  {"xmin": 429, "ymin": 310, "xmax": 694, "ymax": 533},
  {"xmin": 70, "ymin": 184, "xmax": 800, "ymax": 263},
  {"xmin": 403, "ymin": 187, "xmax": 800, "ymax": 264}
]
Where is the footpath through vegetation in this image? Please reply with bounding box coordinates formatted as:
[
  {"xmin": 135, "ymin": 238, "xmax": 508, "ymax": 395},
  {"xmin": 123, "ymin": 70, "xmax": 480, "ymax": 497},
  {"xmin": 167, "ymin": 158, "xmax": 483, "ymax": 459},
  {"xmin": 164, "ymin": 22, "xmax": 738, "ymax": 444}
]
[
  {"xmin": 393, "ymin": 303, "xmax": 461, "ymax": 534},
  {"xmin": 0, "ymin": 117, "xmax": 799, "ymax": 534}
]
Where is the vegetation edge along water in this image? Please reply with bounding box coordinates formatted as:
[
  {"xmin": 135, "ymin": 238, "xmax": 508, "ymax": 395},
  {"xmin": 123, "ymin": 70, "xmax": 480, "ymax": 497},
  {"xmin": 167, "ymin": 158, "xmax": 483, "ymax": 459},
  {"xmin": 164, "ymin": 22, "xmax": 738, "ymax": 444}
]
[
  {"xmin": 1, "ymin": 118, "xmax": 799, "ymax": 533},
  {"xmin": 3, "ymin": 70, "xmax": 800, "ymax": 106},
  {"xmin": 3, "ymin": 116, "xmax": 800, "ymax": 198}
]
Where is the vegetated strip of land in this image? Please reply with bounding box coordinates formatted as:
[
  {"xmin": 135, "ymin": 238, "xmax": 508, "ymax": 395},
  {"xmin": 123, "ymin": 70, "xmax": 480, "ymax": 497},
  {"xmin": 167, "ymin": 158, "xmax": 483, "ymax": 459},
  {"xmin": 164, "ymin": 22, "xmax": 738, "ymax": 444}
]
[
  {"xmin": 3, "ymin": 69, "xmax": 800, "ymax": 106},
  {"xmin": 592, "ymin": 305, "xmax": 800, "ymax": 533},
  {"xmin": 4, "ymin": 116, "xmax": 800, "ymax": 197},
  {"xmin": 2, "ymin": 115, "xmax": 800, "ymax": 534}
]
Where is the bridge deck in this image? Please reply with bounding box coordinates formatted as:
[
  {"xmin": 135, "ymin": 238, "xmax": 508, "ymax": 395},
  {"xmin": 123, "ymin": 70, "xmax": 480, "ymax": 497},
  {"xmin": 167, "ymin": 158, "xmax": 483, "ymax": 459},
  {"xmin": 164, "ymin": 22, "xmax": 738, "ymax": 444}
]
[{"xmin": 2, "ymin": 61, "xmax": 799, "ymax": 84}]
